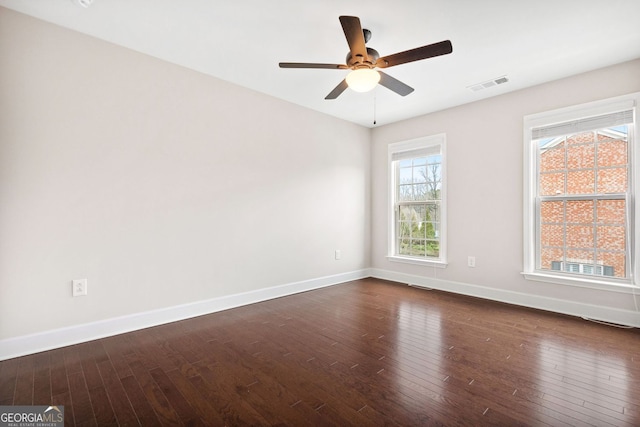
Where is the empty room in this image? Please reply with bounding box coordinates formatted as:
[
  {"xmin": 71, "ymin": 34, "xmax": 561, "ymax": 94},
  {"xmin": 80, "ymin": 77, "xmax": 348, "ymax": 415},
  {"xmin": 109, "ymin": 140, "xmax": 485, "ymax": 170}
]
[{"xmin": 1, "ymin": 1, "xmax": 639, "ymax": 425}]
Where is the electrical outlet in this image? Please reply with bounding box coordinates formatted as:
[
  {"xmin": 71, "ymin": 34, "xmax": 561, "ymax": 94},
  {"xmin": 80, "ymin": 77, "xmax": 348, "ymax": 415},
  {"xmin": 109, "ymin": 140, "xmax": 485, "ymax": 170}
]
[
  {"xmin": 72, "ymin": 279, "xmax": 88, "ymax": 297},
  {"xmin": 468, "ymin": 256, "xmax": 476, "ymax": 268},
  {"xmin": 335, "ymin": 249, "xmax": 342, "ymax": 260}
]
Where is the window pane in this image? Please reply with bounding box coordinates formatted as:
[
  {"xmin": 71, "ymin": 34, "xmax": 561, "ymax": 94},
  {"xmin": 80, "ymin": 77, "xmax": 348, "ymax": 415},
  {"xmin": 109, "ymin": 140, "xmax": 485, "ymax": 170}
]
[
  {"xmin": 540, "ymin": 224, "xmax": 563, "ymax": 247},
  {"xmin": 426, "ymin": 240, "xmax": 439, "ymax": 257},
  {"xmin": 398, "ymin": 184, "xmax": 413, "ymax": 201},
  {"xmin": 565, "ymin": 225, "xmax": 594, "ymax": 249},
  {"xmin": 566, "ymin": 170, "xmax": 595, "ymax": 194},
  {"xmin": 427, "ymin": 181, "xmax": 441, "ymax": 200},
  {"xmin": 596, "ymin": 225, "xmax": 625, "ymax": 251},
  {"xmin": 597, "ymin": 139, "xmax": 627, "ymax": 167},
  {"xmin": 415, "ymin": 183, "xmax": 427, "ymax": 200},
  {"xmin": 428, "ymin": 155, "xmax": 442, "ymax": 165},
  {"xmin": 540, "ymin": 172, "xmax": 565, "ymax": 196},
  {"xmin": 398, "ymin": 238, "xmax": 411, "ymax": 256},
  {"xmin": 539, "ymin": 142, "xmax": 565, "ymax": 172},
  {"xmin": 417, "ymin": 239, "xmax": 428, "ymax": 256},
  {"xmin": 400, "ymin": 238, "xmax": 426, "ymax": 256},
  {"xmin": 426, "ymin": 204, "xmax": 440, "ymax": 222},
  {"xmin": 566, "ymin": 200, "xmax": 594, "ymax": 223},
  {"xmin": 540, "ymin": 247, "xmax": 564, "ymax": 270},
  {"xmin": 414, "ymin": 166, "xmax": 427, "ymax": 183},
  {"xmin": 399, "ymin": 167, "xmax": 412, "ymax": 183},
  {"xmin": 596, "ymin": 252, "xmax": 624, "ymax": 278},
  {"xmin": 597, "ymin": 168, "xmax": 627, "ymax": 193},
  {"xmin": 596, "ymin": 199, "xmax": 625, "ymax": 224},
  {"xmin": 540, "ymin": 200, "xmax": 564, "ymax": 223},
  {"xmin": 396, "ymin": 201, "xmax": 440, "ymax": 260},
  {"xmin": 567, "ymin": 144, "xmax": 595, "ymax": 170}
]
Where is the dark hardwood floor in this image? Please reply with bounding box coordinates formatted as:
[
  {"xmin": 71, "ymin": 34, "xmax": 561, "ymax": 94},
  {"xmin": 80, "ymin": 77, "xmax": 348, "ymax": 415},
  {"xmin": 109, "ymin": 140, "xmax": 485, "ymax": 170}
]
[{"xmin": 1, "ymin": 278, "xmax": 639, "ymax": 426}]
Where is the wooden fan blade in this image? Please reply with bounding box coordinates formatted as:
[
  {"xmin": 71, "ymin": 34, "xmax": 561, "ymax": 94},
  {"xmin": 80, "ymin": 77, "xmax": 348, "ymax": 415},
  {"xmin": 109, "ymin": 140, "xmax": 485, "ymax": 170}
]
[
  {"xmin": 339, "ymin": 16, "xmax": 368, "ymax": 64},
  {"xmin": 375, "ymin": 40, "xmax": 452, "ymax": 68},
  {"xmin": 378, "ymin": 71, "xmax": 414, "ymax": 96},
  {"xmin": 325, "ymin": 79, "xmax": 349, "ymax": 100},
  {"xmin": 279, "ymin": 62, "xmax": 349, "ymax": 69}
]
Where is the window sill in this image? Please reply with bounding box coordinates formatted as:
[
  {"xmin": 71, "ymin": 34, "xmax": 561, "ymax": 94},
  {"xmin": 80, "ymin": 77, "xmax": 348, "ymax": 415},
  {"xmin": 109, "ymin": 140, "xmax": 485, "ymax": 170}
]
[
  {"xmin": 387, "ymin": 256, "xmax": 448, "ymax": 268},
  {"xmin": 521, "ymin": 271, "xmax": 638, "ymax": 294}
]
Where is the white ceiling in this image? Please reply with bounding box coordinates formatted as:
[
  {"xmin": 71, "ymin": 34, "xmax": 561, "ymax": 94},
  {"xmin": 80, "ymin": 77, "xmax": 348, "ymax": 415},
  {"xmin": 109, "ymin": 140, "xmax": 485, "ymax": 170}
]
[{"xmin": 2, "ymin": 0, "xmax": 640, "ymax": 128}]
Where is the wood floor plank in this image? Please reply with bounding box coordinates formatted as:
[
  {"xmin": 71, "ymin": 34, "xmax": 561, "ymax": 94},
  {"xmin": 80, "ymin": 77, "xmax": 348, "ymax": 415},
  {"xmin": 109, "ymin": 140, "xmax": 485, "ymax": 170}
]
[
  {"xmin": 52, "ymin": 391, "xmax": 75, "ymax": 427},
  {"xmin": 218, "ymin": 331, "xmax": 380, "ymax": 426},
  {"xmin": 1, "ymin": 278, "xmax": 639, "ymax": 426},
  {"xmin": 32, "ymin": 363, "xmax": 52, "ymax": 405},
  {"xmin": 95, "ymin": 359, "xmax": 139, "ymax": 426},
  {"xmin": 190, "ymin": 372, "xmax": 263, "ymax": 426},
  {"xmin": 67, "ymin": 371, "xmax": 96, "ymax": 426},
  {"xmin": 0, "ymin": 357, "xmax": 19, "ymax": 403},
  {"xmin": 12, "ymin": 355, "xmax": 34, "ymax": 405},
  {"xmin": 100, "ymin": 335, "xmax": 135, "ymax": 380},
  {"xmin": 149, "ymin": 367, "xmax": 204, "ymax": 425},
  {"xmin": 124, "ymin": 353, "xmax": 183, "ymax": 425},
  {"xmin": 118, "ymin": 374, "xmax": 161, "ymax": 425},
  {"xmin": 48, "ymin": 348, "xmax": 70, "ymax": 399},
  {"xmin": 163, "ymin": 368, "xmax": 228, "ymax": 425},
  {"xmin": 86, "ymin": 385, "xmax": 117, "ymax": 426}
]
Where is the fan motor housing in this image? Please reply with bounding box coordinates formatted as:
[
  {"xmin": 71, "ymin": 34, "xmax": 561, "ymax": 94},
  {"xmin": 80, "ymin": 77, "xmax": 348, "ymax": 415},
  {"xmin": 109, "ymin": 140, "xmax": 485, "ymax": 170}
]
[{"xmin": 346, "ymin": 47, "xmax": 380, "ymax": 68}]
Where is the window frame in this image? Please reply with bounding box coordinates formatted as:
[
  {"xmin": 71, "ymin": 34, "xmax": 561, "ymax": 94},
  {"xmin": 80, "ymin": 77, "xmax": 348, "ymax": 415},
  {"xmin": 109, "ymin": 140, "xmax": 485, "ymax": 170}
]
[
  {"xmin": 522, "ymin": 92, "xmax": 639, "ymax": 291},
  {"xmin": 387, "ymin": 134, "xmax": 447, "ymax": 267}
]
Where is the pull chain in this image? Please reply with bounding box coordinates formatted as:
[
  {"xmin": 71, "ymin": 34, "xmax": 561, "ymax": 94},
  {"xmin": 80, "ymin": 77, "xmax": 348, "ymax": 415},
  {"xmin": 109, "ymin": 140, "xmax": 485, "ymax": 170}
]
[{"xmin": 373, "ymin": 91, "xmax": 377, "ymax": 125}]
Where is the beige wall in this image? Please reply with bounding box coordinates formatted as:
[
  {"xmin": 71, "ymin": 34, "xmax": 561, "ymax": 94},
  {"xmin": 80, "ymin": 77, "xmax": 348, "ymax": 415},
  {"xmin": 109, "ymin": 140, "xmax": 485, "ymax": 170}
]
[
  {"xmin": 371, "ymin": 58, "xmax": 640, "ymax": 314},
  {"xmin": 0, "ymin": 8, "xmax": 371, "ymax": 340}
]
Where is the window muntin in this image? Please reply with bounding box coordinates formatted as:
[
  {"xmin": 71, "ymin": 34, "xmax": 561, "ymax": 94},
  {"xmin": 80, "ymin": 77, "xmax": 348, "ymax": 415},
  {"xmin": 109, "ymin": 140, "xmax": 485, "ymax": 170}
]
[{"xmin": 389, "ymin": 135, "xmax": 446, "ymax": 265}]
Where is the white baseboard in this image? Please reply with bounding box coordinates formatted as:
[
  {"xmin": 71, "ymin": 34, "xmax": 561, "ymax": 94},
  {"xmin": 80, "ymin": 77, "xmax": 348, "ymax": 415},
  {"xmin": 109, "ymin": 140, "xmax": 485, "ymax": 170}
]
[
  {"xmin": 3, "ymin": 268, "xmax": 635, "ymax": 361},
  {"xmin": 0, "ymin": 269, "xmax": 371, "ymax": 361},
  {"xmin": 370, "ymin": 268, "xmax": 640, "ymax": 328}
]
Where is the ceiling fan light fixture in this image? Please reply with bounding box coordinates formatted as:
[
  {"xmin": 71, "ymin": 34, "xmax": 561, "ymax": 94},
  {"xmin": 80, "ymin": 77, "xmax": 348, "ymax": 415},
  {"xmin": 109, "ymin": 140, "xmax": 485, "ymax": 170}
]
[{"xmin": 346, "ymin": 69, "xmax": 380, "ymax": 92}]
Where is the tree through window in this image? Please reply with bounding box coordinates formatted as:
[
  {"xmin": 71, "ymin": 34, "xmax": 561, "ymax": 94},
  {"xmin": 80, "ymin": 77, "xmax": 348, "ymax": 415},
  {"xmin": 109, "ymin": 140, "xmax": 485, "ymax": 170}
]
[{"xmin": 388, "ymin": 134, "xmax": 446, "ymax": 265}]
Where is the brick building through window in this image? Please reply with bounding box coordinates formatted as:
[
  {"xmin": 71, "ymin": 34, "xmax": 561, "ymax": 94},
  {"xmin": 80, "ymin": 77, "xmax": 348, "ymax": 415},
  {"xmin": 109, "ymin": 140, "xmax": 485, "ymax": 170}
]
[{"xmin": 537, "ymin": 126, "xmax": 628, "ymax": 278}]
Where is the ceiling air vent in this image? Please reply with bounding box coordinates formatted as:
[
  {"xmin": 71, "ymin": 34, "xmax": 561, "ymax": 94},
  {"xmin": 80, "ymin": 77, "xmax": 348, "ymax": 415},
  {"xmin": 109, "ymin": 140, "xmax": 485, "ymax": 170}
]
[
  {"xmin": 468, "ymin": 76, "xmax": 509, "ymax": 92},
  {"xmin": 71, "ymin": 0, "xmax": 94, "ymax": 8}
]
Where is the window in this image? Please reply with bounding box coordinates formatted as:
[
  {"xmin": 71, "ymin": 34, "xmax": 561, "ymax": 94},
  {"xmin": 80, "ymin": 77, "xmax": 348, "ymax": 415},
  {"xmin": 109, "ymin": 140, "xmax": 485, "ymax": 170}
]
[
  {"xmin": 523, "ymin": 93, "xmax": 639, "ymax": 288},
  {"xmin": 388, "ymin": 134, "xmax": 446, "ymax": 266}
]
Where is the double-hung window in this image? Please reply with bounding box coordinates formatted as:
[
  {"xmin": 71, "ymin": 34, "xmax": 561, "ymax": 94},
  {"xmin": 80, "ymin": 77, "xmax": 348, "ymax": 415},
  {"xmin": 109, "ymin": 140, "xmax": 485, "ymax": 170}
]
[
  {"xmin": 388, "ymin": 134, "xmax": 447, "ymax": 266},
  {"xmin": 523, "ymin": 93, "xmax": 639, "ymax": 288}
]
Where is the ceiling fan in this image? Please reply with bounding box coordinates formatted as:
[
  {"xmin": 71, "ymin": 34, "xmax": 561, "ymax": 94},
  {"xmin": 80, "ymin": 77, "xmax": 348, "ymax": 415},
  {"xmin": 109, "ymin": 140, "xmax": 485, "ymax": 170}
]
[{"xmin": 279, "ymin": 16, "xmax": 453, "ymax": 100}]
